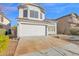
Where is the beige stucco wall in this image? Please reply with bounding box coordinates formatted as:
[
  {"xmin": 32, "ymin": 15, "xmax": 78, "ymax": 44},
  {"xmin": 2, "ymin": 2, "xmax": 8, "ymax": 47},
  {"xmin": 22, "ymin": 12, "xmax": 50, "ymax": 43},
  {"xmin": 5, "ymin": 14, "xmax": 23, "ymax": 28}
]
[{"xmin": 57, "ymin": 16, "xmax": 71, "ymax": 34}]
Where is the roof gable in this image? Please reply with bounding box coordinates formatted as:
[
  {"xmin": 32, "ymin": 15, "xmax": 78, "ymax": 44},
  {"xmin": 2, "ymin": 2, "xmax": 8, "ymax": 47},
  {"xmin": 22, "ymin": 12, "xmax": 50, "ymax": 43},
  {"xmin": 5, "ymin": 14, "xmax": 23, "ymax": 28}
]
[{"xmin": 0, "ymin": 12, "xmax": 10, "ymax": 25}]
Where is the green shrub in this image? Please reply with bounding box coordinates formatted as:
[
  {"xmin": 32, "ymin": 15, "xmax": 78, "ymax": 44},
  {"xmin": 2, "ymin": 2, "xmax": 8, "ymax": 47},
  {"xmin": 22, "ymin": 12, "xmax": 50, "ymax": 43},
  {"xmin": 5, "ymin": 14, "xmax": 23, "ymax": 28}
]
[
  {"xmin": 70, "ymin": 28, "xmax": 79, "ymax": 35},
  {"xmin": 0, "ymin": 29, "xmax": 6, "ymax": 35},
  {"xmin": 0, "ymin": 24, "xmax": 3, "ymax": 28},
  {"xmin": 0, "ymin": 34, "xmax": 9, "ymax": 53}
]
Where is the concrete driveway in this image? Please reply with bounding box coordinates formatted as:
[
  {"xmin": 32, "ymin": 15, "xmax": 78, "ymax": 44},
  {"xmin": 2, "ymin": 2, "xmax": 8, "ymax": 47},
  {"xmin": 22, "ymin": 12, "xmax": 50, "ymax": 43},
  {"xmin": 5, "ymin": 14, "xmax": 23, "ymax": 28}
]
[{"xmin": 14, "ymin": 36, "xmax": 79, "ymax": 56}]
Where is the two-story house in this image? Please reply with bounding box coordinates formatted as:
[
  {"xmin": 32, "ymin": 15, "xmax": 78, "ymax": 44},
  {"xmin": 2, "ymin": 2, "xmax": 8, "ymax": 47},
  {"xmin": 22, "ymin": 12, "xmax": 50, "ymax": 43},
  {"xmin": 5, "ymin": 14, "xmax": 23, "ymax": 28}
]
[
  {"xmin": 17, "ymin": 3, "xmax": 57, "ymax": 37},
  {"xmin": 57, "ymin": 13, "xmax": 79, "ymax": 34}
]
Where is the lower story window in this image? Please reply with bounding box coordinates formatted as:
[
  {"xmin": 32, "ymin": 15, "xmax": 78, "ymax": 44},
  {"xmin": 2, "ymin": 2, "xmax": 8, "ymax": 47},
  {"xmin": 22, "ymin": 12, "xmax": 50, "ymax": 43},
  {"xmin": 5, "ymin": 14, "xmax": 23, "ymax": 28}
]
[{"xmin": 48, "ymin": 26, "xmax": 55, "ymax": 32}]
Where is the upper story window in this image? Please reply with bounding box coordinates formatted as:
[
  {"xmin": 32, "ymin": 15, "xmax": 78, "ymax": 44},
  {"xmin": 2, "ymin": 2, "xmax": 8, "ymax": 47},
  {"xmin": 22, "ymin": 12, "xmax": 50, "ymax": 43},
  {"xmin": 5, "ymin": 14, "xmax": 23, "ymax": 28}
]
[
  {"xmin": 40, "ymin": 13, "xmax": 42, "ymax": 19},
  {"xmin": 30, "ymin": 10, "xmax": 38, "ymax": 18},
  {"xmin": 23, "ymin": 10, "xmax": 28, "ymax": 17}
]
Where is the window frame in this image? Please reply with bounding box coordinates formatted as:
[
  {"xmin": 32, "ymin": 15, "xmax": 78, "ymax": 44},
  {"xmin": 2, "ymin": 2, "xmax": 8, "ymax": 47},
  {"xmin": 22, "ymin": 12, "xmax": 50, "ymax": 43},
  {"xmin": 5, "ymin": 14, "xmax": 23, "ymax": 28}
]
[
  {"xmin": 40, "ymin": 13, "xmax": 43, "ymax": 19},
  {"xmin": 48, "ymin": 26, "xmax": 55, "ymax": 32},
  {"xmin": 23, "ymin": 9, "xmax": 28, "ymax": 17},
  {"xmin": 30, "ymin": 10, "xmax": 39, "ymax": 18}
]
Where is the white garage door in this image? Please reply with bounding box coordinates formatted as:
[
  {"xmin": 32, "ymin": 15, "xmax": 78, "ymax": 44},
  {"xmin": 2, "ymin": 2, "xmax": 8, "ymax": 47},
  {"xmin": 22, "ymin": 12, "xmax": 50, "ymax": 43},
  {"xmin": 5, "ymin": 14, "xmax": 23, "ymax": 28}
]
[{"xmin": 18, "ymin": 24, "xmax": 46, "ymax": 37}]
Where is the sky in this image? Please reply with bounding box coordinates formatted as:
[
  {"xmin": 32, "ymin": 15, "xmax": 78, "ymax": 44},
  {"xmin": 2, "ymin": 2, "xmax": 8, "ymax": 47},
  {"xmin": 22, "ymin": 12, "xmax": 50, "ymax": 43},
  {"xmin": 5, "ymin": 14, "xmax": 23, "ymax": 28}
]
[{"xmin": 0, "ymin": 3, "xmax": 79, "ymax": 26}]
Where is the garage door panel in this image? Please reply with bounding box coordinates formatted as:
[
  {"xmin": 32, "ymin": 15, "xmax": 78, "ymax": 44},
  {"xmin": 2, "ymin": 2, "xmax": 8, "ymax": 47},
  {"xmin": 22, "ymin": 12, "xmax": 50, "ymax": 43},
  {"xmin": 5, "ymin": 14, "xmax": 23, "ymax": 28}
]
[{"xmin": 19, "ymin": 24, "xmax": 46, "ymax": 37}]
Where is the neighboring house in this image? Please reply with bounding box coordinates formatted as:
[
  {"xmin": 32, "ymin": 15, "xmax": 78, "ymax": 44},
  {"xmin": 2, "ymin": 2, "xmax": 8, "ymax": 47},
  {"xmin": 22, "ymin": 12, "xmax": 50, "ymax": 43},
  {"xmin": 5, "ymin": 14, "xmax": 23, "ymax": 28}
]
[
  {"xmin": 17, "ymin": 3, "xmax": 57, "ymax": 37},
  {"xmin": 0, "ymin": 12, "xmax": 10, "ymax": 30},
  {"xmin": 57, "ymin": 13, "xmax": 79, "ymax": 34}
]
